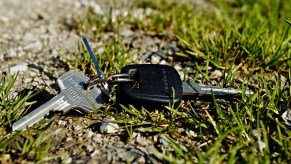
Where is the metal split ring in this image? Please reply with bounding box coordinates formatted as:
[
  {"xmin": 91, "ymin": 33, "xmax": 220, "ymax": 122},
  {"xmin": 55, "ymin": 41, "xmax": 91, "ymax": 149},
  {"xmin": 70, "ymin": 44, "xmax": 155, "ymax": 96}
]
[{"xmin": 85, "ymin": 73, "xmax": 135, "ymax": 90}]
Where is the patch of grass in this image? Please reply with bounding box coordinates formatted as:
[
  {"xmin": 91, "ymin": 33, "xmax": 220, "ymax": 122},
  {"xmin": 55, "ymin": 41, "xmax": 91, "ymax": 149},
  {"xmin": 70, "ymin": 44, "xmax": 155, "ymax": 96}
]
[
  {"xmin": 66, "ymin": 39, "xmax": 136, "ymax": 78},
  {"xmin": 0, "ymin": 74, "xmax": 34, "ymax": 134},
  {"xmin": 0, "ymin": 74, "xmax": 52, "ymax": 162},
  {"xmin": 70, "ymin": 0, "xmax": 291, "ymax": 162}
]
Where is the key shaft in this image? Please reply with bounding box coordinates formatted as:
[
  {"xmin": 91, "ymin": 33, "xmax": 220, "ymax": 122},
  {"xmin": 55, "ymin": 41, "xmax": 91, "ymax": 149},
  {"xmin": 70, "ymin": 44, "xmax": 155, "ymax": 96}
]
[
  {"xmin": 12, "ymin": 94, "xmax": 72, "ymax": 131},
  {"xmin": 182, "ymin": 82, "xmax": 254, "ymax": 98}
]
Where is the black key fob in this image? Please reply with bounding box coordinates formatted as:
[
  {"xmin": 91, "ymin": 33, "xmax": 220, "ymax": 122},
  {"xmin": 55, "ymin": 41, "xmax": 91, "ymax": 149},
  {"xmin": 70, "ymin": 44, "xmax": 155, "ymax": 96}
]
[{"xmin": 116, "ymin": 64, "xmax": 183, "ymax": 108}]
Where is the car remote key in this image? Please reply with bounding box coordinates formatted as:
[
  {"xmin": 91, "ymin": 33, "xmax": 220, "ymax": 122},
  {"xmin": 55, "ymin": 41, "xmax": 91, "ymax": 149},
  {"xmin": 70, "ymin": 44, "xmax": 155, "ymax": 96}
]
[
  {"xmin": 116, "ymin": 64, "xmax": 253, "ymax": 107},
  {"xmin": 117, "ymin": 64, "xmax": 183, "ymax": 107},
  {"xmin": 12, "ymin": 70, "xmax": 104, "ymax": 131}
]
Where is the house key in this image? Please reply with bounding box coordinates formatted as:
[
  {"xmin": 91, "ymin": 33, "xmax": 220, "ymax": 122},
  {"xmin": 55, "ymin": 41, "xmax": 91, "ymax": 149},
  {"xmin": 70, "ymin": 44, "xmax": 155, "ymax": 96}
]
[{"xmin": 12, "ymin": 70, "xmax": 104, "ymax": 131}]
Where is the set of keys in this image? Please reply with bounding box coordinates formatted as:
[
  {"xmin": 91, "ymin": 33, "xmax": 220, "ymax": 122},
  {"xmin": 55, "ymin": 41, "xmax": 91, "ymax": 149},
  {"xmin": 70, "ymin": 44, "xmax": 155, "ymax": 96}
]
[{"xmin": 12, "ymin": 38, "xmax": 253, "ymax": 131}]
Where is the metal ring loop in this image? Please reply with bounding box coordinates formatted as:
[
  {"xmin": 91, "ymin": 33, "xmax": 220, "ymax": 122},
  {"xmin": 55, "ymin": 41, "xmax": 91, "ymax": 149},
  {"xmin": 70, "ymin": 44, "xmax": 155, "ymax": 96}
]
[{"xmin": 85, "ymin": 73, "xmax": 135, "ymax": 90}]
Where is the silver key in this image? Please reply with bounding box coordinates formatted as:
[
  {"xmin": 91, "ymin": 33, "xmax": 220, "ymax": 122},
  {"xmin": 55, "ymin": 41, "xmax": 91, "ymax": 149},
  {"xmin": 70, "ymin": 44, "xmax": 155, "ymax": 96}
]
[
  {"xmin": 12, "ymin": 70, "xmax": 103, "ymax": 131},
  {"xmin": 182, "ymin": 82, "xmax": 254, "ymax": 97}
]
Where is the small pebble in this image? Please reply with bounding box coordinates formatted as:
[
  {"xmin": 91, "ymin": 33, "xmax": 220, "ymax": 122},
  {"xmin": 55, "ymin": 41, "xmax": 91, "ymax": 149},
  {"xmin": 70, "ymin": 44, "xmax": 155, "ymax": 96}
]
[
  {"xmin": 73, "ymin": 125, "xmax": 83, "ymax": 131},
  {"xmin": 113, "ymin": 141, "xmax": 125, "ymax": 148},
  {"xmin": 0, "ymin": 16, "xmax": 9, "ymax": 23},
  {"xmin": 159, "ymin": 135, "xmax": 170, "ymax": 146},
  {"xmin": 92, "ymin": 134, "xmax": 102, "ymax": 143},
  {"xmin": 100, "ymin": 119, "xmax": 119, "ymax": 134},
  {"xmin": 66, "ymin": 137, "xmax": 73, "ymax": 142},
  {"xmin": 83, "ymin": 130, "xmax": 94, "ymax": 139},
  {"xmin": 177, "ymin": 128, "xmax": 185, "ymax": 134},
  {"xmin": 151, "ymin": 54, "xmax": 161, "ymax": 64},
  {"xmin": 107, "ymin": 153, "xmax": 113, "ymax": 161},
  {"xmin": 186, "ymin": 130, "xmax": 197, "ymax": 138},
  {"xmin": 97, "ymin": 47, "xmax": 104, "ymax": 54},
  {"xmin": 147, "ymin": 45, "xmax": 159, "ymax": 52},
  {"xmin": 91, "ymin": 150, "xmax": 100, "ymax": 158},
  {"xmin": 29, "ymin": 71, "xmax": 38, "ymax": 77},
  {"xmin": 135, "ymin": 133, "xmax": 148, "ymax": 146},
  {"xmin": 138, "ymin": 156, "xmax": 146, "ymax": 163},
  {"xmin": 174, "ymin": 64, "xmax": 183, "ymax": 71},
  {"xmin": 153, "ymin": 135, "xmax": 158, "ymax": 143},
  {"xmin": 282, "ymin": 109, "xmax": 291, "ymax": 127},
  {"xmin": 159, "ymin": 59, "xmax": 167, "ymax": 65},
  {"xmin": 58, "ymin": 120, "xmax": 67, "ymax": 126},
  {"xmin": 63, "ymin": 156, "xmax": 72, "ymax": 164},
  {"xmin": 210, "ymin": 70, "xmax": 223, "ymax": 79},
  {"xmin": 119, "ymin": 29, "xmax": 133, "ymax": 37},
  {"xmin": 23, "ymin": 40, "xmax": 43, "ymax": 52},
  {"xmin": 251, "ymin": 129, "xmax": 261, "ymax": 138},
  {"xmin": 1, "ymin": 154, "xmax": 11, "ymax": 163},
  {"xmin": 85, "ymin": 144, "xmax": 94, "ymax": 152},
  {"xmin": 258, "ymin": 140, "xmax": 266, "ymax": 151},
  {"xmin": 4, "ymin": 63, "xmax": 28, "ymax": 75},
  {"xmin": 68, "ymin": 119, "xmax": 73, "ymax": 124},
  {"xmin": 53, "ymin": 128, "xmax": 63, "ymax": 136},
  {"xmin": 24, "ymin": 77, "xmax": 33, "ymax": 83}
]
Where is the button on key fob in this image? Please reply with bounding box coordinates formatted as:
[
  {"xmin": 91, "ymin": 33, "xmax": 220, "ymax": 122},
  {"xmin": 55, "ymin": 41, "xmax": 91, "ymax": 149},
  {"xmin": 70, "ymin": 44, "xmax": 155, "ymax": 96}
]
[{"xmin": 117, "ymin": 64, "xmax": 183, "ymax": 108}]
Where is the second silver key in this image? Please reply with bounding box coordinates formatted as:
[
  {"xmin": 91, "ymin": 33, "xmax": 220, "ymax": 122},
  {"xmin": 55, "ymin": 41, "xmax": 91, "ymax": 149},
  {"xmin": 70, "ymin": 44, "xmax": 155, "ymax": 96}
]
[{"xmin": 12, "ymin": 70, "xmax": 104, "ymax": 131}]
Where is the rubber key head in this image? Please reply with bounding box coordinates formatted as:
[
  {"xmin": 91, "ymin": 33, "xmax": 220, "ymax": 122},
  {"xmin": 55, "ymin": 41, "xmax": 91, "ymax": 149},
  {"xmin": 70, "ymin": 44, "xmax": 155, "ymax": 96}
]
[{"xmin": 117, "ymin": 64, "xmax": 183, "ymax": 108}]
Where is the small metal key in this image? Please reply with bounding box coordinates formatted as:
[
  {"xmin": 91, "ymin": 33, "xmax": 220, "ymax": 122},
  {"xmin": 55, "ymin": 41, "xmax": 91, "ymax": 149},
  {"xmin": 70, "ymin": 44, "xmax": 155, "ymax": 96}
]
[
  {"xmin": 116, "ymin": 64, "xmax": 253, "ymax": 107},
  {"xmin": 12, "ymin": 70, "xmax": 103, "ymax": 131}
]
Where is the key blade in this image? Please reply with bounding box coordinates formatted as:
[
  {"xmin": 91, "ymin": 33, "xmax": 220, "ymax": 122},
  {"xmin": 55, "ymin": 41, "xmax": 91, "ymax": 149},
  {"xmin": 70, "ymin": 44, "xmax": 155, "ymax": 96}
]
[
  {"xmin": 12, "ymin": 94, "xmax": 72, "ymax": 131},
  {"xmin": 182, "ymin": 82, "xmax": 254, "ymax": 98}
]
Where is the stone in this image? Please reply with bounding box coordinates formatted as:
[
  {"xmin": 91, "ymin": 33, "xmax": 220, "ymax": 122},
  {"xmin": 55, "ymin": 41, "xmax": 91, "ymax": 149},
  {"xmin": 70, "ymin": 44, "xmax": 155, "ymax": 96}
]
[
  {"xmin": 92, "ymin": 134, "xmax": 102, "ymax": 143},
  {"xmin": 282, "ymin": 109, "xmax": 291, "ymax": 127},
  {"xmin": 90, "ymin": 149, "xmax": 100, "ymax": 158},
  {"xmin": 177, "ymin": 128, "xmax": 185, "ymax": 134},
  {"xmin": 135, "ymin": 133, "xmax": 148, "ymax": 146},
  {"xmin": 151, "ymin": 54, "xmax": 161, "ymax": 64},
  {"xmin": 83, "ymin": 130, "xmax": 94, "ymax": 139},
  {"xmin": 62, "ymin": 156, "xmax": 72, "ymax": 164},
  {"xmin": 159, "ymin": 60, "xmax": 166, "ymax": 65},
  {"xmin": 58, "ymin": 120, "xmax": 67, "ymax": 126},
  {"xmin": 174, "ymin": 64, "xmax": 183, "ymax": 71},
  {"xmin": 138, "ymin": 156, "xmax": 146, "ymax": 163},
  {"xmin": 100, "ymin": 119, "xmax": 119, "ymax": 134},
  {"xmin": 107, "ymin": 153, "xmax": 113, "ymax": 161},
  {"xmin": 0, "ymin": 16, "xmax": 9, "ymax": 23},
  {"xmin": 186, "ymin": 130, "xmax": 197, "ymax": 138},
  {"xmin": 4, "ymin": 63, "xmax": 28, "ymax": 75},
  {"xmin": 210, "ymin": 70, "xmax": 222, "ymax": 79},
  {"xmin": 66, "ymin": 137, "xmax": 73, "ymax": 142},
  {"xmin": 97, "ymin": 47, "xmax": 104, "ymax": 54},
  {"xmin": 147, "ymin": 44, "xmax": 159, "ymax": 52},
  {"xmin": 53, "ymin": 128, "xmax": 63, "ymax": 136},
  {"xmin": 73, "ymin": 125, "xmax": 83, "ymax": 131},
  {"xmin": 258, "ymin": 140, "xmax": 266, "ymax": 151},
  {"xmin": 85, "ymin": 144, "xmax": 94, "ymax": 152},
  {"xmin": 23, "ymin": 40, "xmax": 43, "ymax": 52},
  {"xmin": 119, "ymin": 29, "xmax": 133, "ymax": 37},
  {"xmin": 159, "ymin": 135, "xmax": 170, "ymax": 146}
]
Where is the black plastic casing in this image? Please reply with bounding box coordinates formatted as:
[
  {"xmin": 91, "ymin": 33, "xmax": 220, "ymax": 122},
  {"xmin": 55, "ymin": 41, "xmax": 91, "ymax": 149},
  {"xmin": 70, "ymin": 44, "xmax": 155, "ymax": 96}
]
[{"xmin": 117, "ymin": 64, "xmax": 183, "ymax": 108}]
